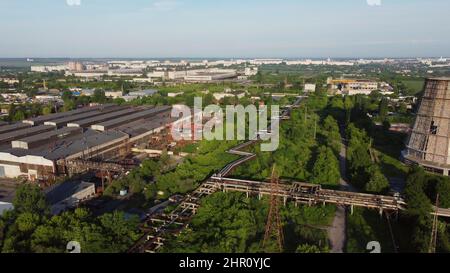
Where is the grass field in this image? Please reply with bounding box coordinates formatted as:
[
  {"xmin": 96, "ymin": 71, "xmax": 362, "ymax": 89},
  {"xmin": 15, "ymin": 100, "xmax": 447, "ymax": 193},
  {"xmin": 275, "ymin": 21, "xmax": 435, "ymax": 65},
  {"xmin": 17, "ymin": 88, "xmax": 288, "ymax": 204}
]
[{"xmin": 402, "ymin": 79, "xmax": 425, "ymax": 95}]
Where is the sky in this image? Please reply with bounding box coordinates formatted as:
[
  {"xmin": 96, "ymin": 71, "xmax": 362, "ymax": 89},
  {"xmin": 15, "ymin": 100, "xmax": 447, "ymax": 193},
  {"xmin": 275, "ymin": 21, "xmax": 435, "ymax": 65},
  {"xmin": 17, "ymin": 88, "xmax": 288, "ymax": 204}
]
[{"xmin": 0, "ymin": 0, "xmax": 450, "ymax": 58}]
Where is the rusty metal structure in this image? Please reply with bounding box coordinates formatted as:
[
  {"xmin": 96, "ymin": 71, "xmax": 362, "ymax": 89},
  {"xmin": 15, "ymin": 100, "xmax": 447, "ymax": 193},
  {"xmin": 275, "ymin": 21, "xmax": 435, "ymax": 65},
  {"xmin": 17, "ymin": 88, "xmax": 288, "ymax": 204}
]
[
  {"xmin": 263, "ymin": 166, "xmax": 284, "ymax": 252},
  {"xmin": 404, "ymin": 78, "xmax": 450, "ymax": 175},
  {"xmin": 429, "ymin": 194, "xmax": 440, "ymax": 253}
]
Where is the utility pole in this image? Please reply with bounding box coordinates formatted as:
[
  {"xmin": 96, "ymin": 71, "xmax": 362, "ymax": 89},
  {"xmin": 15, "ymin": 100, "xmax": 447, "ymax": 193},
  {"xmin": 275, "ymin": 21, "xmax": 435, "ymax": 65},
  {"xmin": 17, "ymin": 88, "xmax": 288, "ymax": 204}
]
[
  {"xmin": 314, "ymin": 117, "xmax": 317, "ymax": 140},
  {"xmin": 429, "ymin": 194, "xmax": 440, "ymax": 253},
  {"xmin": 304, "ymin": 105, "xmax": 307, "ymax": 124},
  {"xmin": 263, "ymin": 165, "xmax": 284, "ymax": 252}
]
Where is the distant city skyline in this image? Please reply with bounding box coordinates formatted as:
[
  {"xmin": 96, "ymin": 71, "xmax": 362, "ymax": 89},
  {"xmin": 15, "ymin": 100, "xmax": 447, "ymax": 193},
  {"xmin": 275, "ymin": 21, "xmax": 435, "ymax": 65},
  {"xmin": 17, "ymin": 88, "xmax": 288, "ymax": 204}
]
[{"xmin": 1, "ymin": 0, "xmax": 450, "ymax": 58}]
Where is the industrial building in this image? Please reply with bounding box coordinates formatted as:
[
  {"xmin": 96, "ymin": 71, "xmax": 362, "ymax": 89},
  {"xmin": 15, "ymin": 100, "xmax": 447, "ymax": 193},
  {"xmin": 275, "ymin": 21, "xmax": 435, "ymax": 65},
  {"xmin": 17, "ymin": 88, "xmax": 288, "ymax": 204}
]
[
  {"xmin": 91, "ymin": 106, "xmax": 170, "ymax": 131},
  {"xmin": 45, "ymin": 181, "xmax": 96, "ymax": 215},
  {"xmin": 327, "ymin": 77, "xmax": 379, "ymax": 95},
  {"xmin": 23, "ymin": 104, "xmax": 115, "ymax": 126},
  {"xmin": 403, "ymin": 78, "xmax": 450, "ymax": 175},
  {"xmin": 67, "ymin": 108, "xmax": 140, "ymax": 128},
  {"xmin": 43, "ymin": 105, "xmax": 124, "ymax": 128},
  {"xmin": 183, "ymin": 69, "xmax": 238, "ymax": 82},
  {"xmin": 148, "ymin": 69, "xmax": 238, "ymax": 82},
  {"xmin": 0, "ymin": 104, "xmax": 174, "ymax": 180}
]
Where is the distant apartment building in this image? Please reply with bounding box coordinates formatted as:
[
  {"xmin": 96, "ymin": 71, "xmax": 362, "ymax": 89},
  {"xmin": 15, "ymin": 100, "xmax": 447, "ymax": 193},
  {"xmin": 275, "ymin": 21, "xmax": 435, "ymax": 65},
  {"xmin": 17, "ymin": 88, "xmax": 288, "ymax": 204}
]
[
  {"xmin": 31, "ymin": 65, "xmax": 68, "ymax": 72},
  {"xmin": 68, "ymin": 61, "xmax": 85, "ymax": 72},
  {"xmin": 250, "ymin": 59, "xmax": 284, "ymax": 65},
  {"xmin": 285, "ymin": 59, "xmax": 354, "ymax": 66},
  {"xmin": 131, "ymin": 78, "xmax": 154, "ymax": 83},
  {"xmin": 108, "ymin": 69, "xmax": 143, "ymax": 77},
  {"xmin": 66, "ymin": 71, "xmax": 107, "ymax": 78}
]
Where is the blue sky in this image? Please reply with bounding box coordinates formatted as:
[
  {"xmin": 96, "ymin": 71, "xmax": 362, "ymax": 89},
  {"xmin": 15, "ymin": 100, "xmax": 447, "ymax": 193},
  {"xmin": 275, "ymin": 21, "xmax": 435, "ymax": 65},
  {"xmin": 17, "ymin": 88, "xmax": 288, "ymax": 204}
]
[{"xmin": 1, "ymin": 0, "xmax": 449, "ymax": 58}]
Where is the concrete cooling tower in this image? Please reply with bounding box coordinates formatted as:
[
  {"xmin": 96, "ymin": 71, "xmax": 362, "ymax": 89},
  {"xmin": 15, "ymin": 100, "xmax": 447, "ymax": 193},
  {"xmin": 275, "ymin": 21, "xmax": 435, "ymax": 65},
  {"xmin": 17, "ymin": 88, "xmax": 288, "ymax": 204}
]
[{"xmin": 404, "ymin": 77, "xmax": 450, "ymax": 175}]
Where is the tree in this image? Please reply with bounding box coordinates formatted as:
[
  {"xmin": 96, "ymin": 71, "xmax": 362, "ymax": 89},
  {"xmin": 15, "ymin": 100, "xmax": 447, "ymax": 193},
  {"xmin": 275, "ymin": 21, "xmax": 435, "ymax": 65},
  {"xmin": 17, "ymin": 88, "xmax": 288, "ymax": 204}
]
[
  {"xmin": 296, "ymin": 244, "xmax": 323, "ymax": 253},
  {"xmin": 13, "ymin": 184, "xmax": 49, "ymax": 215},
  {"xmin": 63, "ymin": 100, "xmax": 75, "ymax": 112},
  {"xmin": 344, "ymin": 96, "xmax": 354, "ymax": 124},
  {"xmin": 364, "ymin": 165, "xmax": 389, "ymax": 193},
  {"xmin": 98, "ymin": 211, "xmax": 140, "ymax": 252},
  {"xmin": 15, "ymin": 213, "xmax": 40, "ymax": 234},
  {"xmin": 12, "ymin": 110, "xmax": 25, "ymax": 121},
  {"xmin": 42, "ymin": 106, "xmax": 52, "ymax": 116},
  {"xmin": 378, "ymin": 97, "xmax": 389, "ymax": 121},
  {"xmin": 92, "ymin": 90, "xmax": 107, "ymax": 103},
  {"xmin": 322, "ymin": 116, "xmax": 341, "ymax": 154},
  {"xmin": 436, "ymin": 179, "xmax": 450, "ymax": 208},
  {"xmin": 162, "ymin": 192, "xmax": 260, "ymax": 253},
  {"xmin": 404, "ymin": 167, "xmax": 432, "ymax": 218},
  {"xmin": 61, "ymin": 90, "xmax": 73, "ymax": 102},
  {"xmin": 398, "ymin": 102, "xmax": 408, "ymax": 114},
  {"xmin": 311, "ymin": 146, "xmax": 340, "ymax": 186},
  {"xmin": 255, "ymin": 71, "xmax": 263, "ymax": 83}
]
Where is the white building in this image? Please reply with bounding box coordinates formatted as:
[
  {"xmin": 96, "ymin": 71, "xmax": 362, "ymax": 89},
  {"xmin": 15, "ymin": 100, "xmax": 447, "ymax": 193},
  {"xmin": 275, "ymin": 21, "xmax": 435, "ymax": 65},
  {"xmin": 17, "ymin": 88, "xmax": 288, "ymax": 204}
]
[
  {"xmin": 250, "ymin": 59, "xmax": 284, "ymax": 65},
  {"xmin": 304, "ymin": 84, "xmax": 317, "ymax": 93},
  {"xmin": 168, "ymin": 92, "xmax": 183, "ymax": 98},
  {"xmin": 184, "ymin": 69, "xmax": 237, "ymax": 82},
  {"xmin": 244, "ymin": 67, "xmax": 258, "ymax": 76},
  {"xmin": 121, "ymin": 89, "xmax": 158, "ymax": 101},
  {"xmin": 105, "ymin": 91, "xmax": 123, "ymax": 99},
  {"xmin": 131, "ymin": 78, "xmax": 154, "ymax": 83},
  {"xmin": 0, "ymin": 78, "xmax": 19, "ymax": 85},
  {"xmin": 66, "ymin": 71, "xmax": 107, "ymax": 78},
  {"xmin": 31, "ymin": 65, "xmax": 68, "ymax": 72},
  {"xmin": 213, "ymin": 93, "xmax": 235, "ymax": 101},
  {"xmin": 108, "ymin": 69, "xmax": 143, "ymax": 77},
  {"xmin": 34, "ymin": 95, "xmax": 62, "ymax": 103}
]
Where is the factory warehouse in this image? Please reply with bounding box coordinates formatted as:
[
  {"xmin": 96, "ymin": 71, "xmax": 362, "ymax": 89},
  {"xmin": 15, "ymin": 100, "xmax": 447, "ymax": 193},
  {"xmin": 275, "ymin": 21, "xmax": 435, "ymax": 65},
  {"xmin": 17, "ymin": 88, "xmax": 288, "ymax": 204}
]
[{"xmin": 0, "ymin": 104, "xmax": 173, "ymax": 180}]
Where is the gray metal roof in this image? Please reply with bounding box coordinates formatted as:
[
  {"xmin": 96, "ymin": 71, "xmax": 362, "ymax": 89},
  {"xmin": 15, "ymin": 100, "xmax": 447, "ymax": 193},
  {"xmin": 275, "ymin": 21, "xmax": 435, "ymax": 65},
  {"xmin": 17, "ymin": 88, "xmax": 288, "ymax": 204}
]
[
  {"xmin": 43, "ymin": 105, "xmax": 125, "ymax": 127},
  {"xmin": 0, "ymin": 125, "xmax": 55, "ymax": 144},
  {"xmin": 5, "ymin": 129, "xmax": 128, "ymax": 161},
  {"xmin": 67, "ymin": 107, "xmax": 139, "ymax": 128},
  {"xmin": 12, "ymin": 127, "xmax": 83, "ymax": 149},
  {"xmin": 116, "ymin": 113, "xmax": 175, "ymax": 138},
  {"xmin": 23, "ymin": 104, "xmax": 116, "ymax": 125},
  {"xmin": 0, "ymin": 123, "xmax": 31, "ymax": 134},
  {"xmin": 45, "ymin": 181, "xmax": 95, "ymax": 205},
  {"xmin": 91, "ymin": 106, "xmax": 171, "ymax": 131}
]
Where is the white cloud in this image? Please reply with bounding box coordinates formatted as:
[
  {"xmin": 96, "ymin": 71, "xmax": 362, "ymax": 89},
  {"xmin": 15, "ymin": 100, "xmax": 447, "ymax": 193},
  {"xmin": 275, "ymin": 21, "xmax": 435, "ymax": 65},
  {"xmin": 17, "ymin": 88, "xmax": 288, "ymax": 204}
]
[
  {"xmin": 367, "ymin": 0, "xmax": 382, "ymax": 6},
  {"xmin": 152, "ymin": 0, "xmax": 180, "ymax": 11},
  {"xmin": 66, "ymin": 0, "xmax": 81, "ymax": 6}
]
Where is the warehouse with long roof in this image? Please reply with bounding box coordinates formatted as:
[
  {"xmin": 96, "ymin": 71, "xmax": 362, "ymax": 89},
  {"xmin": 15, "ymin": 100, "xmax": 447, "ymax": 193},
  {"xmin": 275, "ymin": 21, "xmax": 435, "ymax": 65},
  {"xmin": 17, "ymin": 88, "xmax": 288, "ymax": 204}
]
[{"xmin": 0, "ymin": 104, "xmax": 174, "ymax": 180}]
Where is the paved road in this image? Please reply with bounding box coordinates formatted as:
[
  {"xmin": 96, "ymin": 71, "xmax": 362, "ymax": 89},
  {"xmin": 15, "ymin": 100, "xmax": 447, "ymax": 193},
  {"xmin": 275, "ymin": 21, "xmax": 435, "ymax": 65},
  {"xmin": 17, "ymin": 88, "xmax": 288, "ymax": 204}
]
[{"xmin": 327, "ymin": 128, "xmax": 356, "ymax": 253}]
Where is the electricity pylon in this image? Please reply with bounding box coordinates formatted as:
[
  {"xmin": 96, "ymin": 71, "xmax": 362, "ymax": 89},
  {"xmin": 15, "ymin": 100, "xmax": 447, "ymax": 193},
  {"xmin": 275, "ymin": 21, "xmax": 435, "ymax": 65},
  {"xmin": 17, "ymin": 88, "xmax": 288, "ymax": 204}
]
[{"xmin": 263, "ymin": 165, "xmax": 284, "ymax": 252}]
